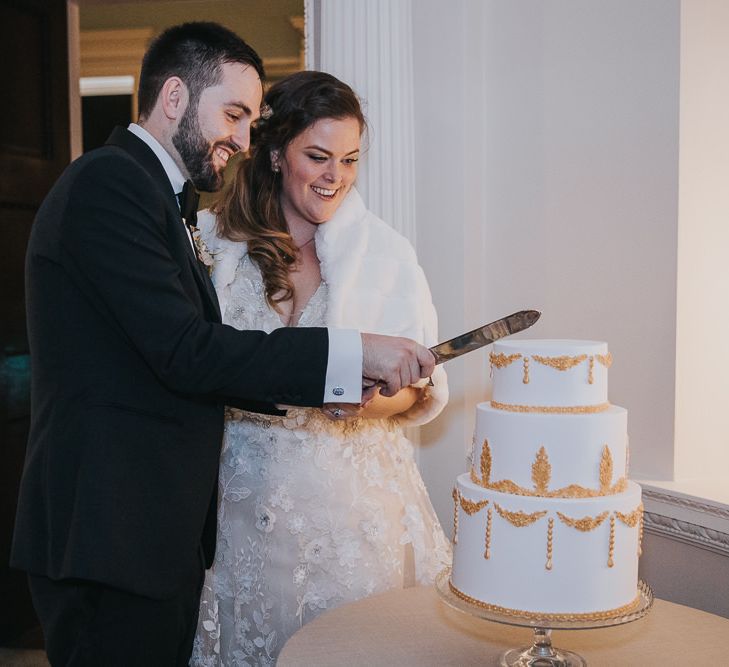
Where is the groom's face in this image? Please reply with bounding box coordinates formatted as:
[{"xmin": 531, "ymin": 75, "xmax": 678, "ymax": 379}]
[{"xmin": 173, "ymin": 62, "xmax": 262, "ymax": 191}]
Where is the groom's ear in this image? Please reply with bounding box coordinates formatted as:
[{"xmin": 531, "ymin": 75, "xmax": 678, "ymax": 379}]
[{"xmin": 159, "ymin": 76, "xmax": 188, "ymax": 121}]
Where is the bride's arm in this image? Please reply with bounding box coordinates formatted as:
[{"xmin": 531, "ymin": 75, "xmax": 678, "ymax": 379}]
[
  {"xmin": 322, "ymin": 385, "xmax": 426, "ymax": 421},
  {"xmin": 358, "ymin": 386, "xmax": 422, "ymax": 419}
]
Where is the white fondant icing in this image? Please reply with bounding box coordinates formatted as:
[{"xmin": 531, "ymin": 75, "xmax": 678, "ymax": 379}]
[
  {"xmin": 472, "ymin": 403, "xmax": 628, "ymax": 492},
  {"xmin": 451, "ymin": 476, "xmax": 642, "ymax": 614},
  {"xmin": 491, "ymin": 339, "xmax": 608, "ymax": 408}
]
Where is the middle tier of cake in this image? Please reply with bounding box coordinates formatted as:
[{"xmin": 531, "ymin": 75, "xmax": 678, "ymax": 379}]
[{"xmin": 471, "ymin": 402, "xmax": 628, "ymax": 497}]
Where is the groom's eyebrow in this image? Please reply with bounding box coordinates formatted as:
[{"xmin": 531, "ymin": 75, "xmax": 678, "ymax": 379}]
[{"xmin": 228, "ymin": 101, "xmax": 254, "ymax": 117}]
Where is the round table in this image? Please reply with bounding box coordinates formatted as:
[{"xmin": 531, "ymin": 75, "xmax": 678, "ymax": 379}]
[{"xmin": 278, "ymin": 585, "xmax": 729, "ymax": 666}]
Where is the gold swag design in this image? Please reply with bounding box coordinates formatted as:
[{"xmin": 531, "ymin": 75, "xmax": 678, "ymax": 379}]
[
  {"xmin": 532, "ymin": 354, "xmax": 587, "ymax": 371},
  {"xmin": 470, "ymin": 440, "xmax": 628, "ymax": 498}
]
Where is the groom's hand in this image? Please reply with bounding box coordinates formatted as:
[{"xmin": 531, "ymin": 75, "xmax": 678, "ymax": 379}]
[{"xmin": 361, "ymin": 333, "xmax": 436, "ymax": 398}]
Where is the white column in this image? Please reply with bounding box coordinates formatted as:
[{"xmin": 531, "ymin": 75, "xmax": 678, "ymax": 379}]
[{"xmin": 306, "ymin": 0, "xmax": 416, "ymax": 244}]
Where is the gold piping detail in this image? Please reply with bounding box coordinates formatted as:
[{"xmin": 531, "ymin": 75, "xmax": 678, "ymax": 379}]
[
  {"xmin": 599, "ymin": 446, "xmax": 614, "ymax": 493},
  {"xmin": 532, "ymin": 354, "xmax": 587, "ymax": 371},
  {"xmin": 596, "ymin": 352, "xmax": 613, "ymax": 368},
  {"xmin": 557, "ymin": 511, "xmax": 609, "ymax": 532},
  {"xmin": 451, "ymin": 487, "xmax": 459, "ymax": 544},
  {"xmin": 460, "ymin": 496, "xmax": 489, "ymax": 516},
  {"xmin": 448, "ymin": 580, "xmax": 642, "ymax": 622},
  {"xmin": 615, "ymin": 504, "xmax": 643, "ymax": 528},
  {"xmin": 484, "ymin": 507, "xmax": 492, "ymax": 560},
  {"xmin": 531, "ymin": 446, "xmax": 551, "ymax": 495},
  {"xmin": 480, "ymin": 438, "xmax": 492, "ymax": 484},
  {"xmin": 471, "ymin": 439, "xmax": 628, "ymax": 498},
  {"xmin": 608, "ymin": 515, "xmax": 616, "ymax": 568},
  {"xmin": 494, "ymin": 503, "xmax": 547, "ymax": 527},
  {"xmin": 491, "ymin": 401, "xmax": 611, "ymax": 414},
  {"xmin": 638, "ymin": 510, "xmax": 644, "ymax": 556},
  {"xmin": 490, "ymin": 352, "xmax": 522, "ymax": 369},
  {"xmin": 546, "ymin": 517, "xmax": 554, "ymax": 570}
]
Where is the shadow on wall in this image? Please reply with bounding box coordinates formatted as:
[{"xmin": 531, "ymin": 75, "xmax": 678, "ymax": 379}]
[{"xmin": 640, "ymin": 532, "xmax": 729, "ymax": 619}]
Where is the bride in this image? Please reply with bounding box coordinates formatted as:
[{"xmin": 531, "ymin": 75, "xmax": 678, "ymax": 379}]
[{"xmin": 191, "ymin": 71, "xmax": 450, "ymax": 666}]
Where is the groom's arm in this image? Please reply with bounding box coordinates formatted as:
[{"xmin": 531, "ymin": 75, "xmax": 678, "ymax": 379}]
[
  {"xmin": 61, "ymin": 154, "xmax": 331, "ymax": 407},
  {"xmin": 323, "ymin": 329, "xmax": 362, "ymax": 402}
]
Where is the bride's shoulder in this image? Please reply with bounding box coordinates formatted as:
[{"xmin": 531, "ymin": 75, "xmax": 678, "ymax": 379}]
[
  {"xmin": 196, "ymin": 210, "xmax": 247, "ymax": 252},
  {"xmin": 196, "ymin": 209, "xmax": 249, "ymax": 288}
]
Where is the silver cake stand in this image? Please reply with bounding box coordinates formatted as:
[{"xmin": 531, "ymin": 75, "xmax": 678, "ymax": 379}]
[{"xmin": 435, "ymin": 568, "xmax": 653, "ymax": 666}]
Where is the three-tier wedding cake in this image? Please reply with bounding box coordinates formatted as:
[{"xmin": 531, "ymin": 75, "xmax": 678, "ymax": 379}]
[{"xmin": 449, "ymin": 339, "xmax": 643, "ymax": 619}]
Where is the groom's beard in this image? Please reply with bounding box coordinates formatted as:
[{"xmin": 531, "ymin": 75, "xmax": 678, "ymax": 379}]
[{"xmin": 173, "ymin": 106, "xmax": 228, "ymax": 192}]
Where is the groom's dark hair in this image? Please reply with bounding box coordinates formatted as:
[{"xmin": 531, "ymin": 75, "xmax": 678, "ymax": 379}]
[{"xmin": 137, "ymin": 22, "xmax": 265, "ymax": 121}]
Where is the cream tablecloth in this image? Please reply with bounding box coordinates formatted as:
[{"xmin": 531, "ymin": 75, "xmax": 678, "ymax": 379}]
[{"xmin": 278, "ymin": 585, "xmax": 729, "ymax": 666}]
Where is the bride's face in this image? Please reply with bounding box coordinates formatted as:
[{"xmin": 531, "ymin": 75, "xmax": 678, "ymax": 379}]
[{"xmin": 277, "ymin": 116, "xmax": 361, "ymax": 227}]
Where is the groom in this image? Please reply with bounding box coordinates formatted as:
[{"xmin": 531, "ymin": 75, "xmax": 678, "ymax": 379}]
[{"xmin": 10, "ymin": 22, "xmax": 435, "ymax": 666}]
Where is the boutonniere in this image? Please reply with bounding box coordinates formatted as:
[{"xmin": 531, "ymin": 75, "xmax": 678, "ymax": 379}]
[{"xmin": 189, "ymin": 225, "xmax": 215, "ymax": 276}]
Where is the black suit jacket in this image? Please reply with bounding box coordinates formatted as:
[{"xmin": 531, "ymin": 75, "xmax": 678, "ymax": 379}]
[{"xmin": 11, "ymin": 128, "xmax": 329, "ymax": 598}]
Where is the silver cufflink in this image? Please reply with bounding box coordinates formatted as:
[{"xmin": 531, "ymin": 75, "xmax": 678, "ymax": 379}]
[{"xmin": 332, "ymin": 387, "xmax": 344, "ymax": 396}]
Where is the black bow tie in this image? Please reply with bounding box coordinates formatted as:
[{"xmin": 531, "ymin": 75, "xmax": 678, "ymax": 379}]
[{"xmin": 177, "ymin": 179, "xmax": 199, "ymax": 228}]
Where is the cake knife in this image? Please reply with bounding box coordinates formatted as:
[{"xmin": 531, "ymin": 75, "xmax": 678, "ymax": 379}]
[{"xmin": 429, "ymin": 310, "xmax": 541, "ymax": 364}]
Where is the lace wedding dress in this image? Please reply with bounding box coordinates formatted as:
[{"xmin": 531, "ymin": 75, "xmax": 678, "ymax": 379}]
[{"xmin": 190, "ymin": 254, "xmax": 451, "ymax": 667}]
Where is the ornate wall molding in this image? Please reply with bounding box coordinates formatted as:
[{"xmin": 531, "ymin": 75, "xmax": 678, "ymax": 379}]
[
  {"xmin": 643, "ymin": 511, "xmax": 729, "ymax": 556},
  {"xmin": 642, "ymin": 488, "xmax": 729, "ymax": 521},
  {"xmin": 641, "ymin": 485, "xmax": 729, "ymax": 556}
]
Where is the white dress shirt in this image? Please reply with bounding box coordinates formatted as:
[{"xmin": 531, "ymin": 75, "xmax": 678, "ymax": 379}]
[{"xmin": 127, "ymin": 123, "xmax": 363, "ymax": 403}]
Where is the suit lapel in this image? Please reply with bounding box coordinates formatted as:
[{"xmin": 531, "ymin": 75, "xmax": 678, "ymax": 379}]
[
  {"xmin": 105, "ymin": 127, "xmax": 222, "ymax": 322},
  {"xmin": 188, "ymin": 254, "xmax": 222, "ymax": 320}
]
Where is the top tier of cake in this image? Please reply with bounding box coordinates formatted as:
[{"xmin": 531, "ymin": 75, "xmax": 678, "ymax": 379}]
[{"xmin": 490, "ymin": 339, "xmax": 610, "ymax": 410}]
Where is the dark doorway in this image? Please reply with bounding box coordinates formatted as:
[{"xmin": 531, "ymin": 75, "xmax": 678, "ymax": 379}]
[
  {"xmin": 82, "ymin": 94, "xmax": 132, "ymax": 152},
  {"xmin": 0, "ymin": 0, "xmax": 71, "ymax": 647}
]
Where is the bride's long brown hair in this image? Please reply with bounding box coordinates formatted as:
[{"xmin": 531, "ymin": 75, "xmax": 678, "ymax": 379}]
[{"xmin": 214, "ymin": 71, "xmax": 366, "ymax": 309}]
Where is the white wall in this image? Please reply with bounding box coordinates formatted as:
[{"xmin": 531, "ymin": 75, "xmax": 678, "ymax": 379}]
[
  {"xmin": 413, "ymin": 0, "xmax": 681, "ymax": 527},
  {"xmin": 413, "ymin": 0, "xmax": 490, "ymax": 527},
  {"xmin": 675, "ymin": 0, "xmax": 729, "ymax": 479}
]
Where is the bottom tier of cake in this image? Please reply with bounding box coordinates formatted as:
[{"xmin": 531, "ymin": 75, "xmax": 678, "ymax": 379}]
[{"xmin": 450, "ymin": 474, "xmax": 643, "ymax": 617}]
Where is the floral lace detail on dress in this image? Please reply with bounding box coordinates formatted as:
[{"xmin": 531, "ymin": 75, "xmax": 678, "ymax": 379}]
[{"xmin": 190, "ymin": 253, "xmax": 450, "ymax": 667}]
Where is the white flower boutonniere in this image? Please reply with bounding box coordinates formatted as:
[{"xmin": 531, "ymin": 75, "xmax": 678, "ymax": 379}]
[{"xmin": 189, "ymin": 226, "xmax": 215, "ymax": 276}]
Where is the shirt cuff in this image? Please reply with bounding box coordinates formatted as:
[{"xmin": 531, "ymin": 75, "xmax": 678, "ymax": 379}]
[{"xmin": 324, "ymin": 329, "xmax": 362, "ymax": 403}]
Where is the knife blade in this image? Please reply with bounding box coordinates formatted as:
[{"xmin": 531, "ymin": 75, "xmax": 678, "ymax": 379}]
[{"xmin": 429, "ymin": 310, "xmax": 541, "ymax": 364}]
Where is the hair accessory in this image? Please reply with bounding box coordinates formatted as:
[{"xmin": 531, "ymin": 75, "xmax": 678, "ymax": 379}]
[
  {"xmin": 260, "ymin": 103, "xmax": 273, "ymax": 120},
  {"xmin": 271, "ymin": 164, "xmax": 280, "ymax": 173}
]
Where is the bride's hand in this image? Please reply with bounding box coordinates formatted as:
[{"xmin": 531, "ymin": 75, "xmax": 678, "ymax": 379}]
[{"xmin": 321, "ymin": 403, "xmax": 363, "ymax": 421}]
